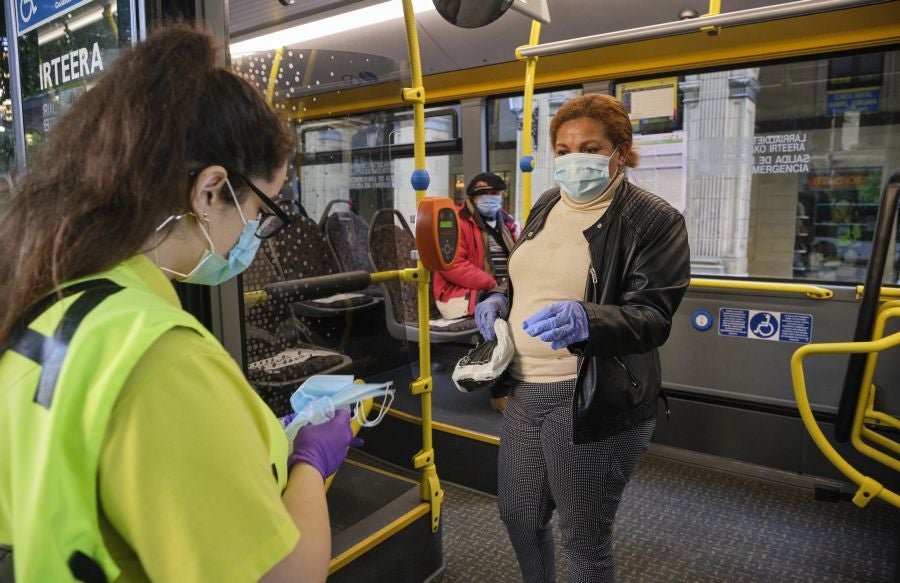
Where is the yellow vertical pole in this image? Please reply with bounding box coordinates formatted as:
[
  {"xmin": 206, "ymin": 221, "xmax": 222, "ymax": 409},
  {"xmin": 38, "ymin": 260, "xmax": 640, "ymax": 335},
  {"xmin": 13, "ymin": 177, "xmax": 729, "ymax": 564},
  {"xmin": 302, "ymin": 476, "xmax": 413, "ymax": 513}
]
[
  {"xmin": 265, "ymin": 48, "xmax": 284, "ymax": 106},
  {"xmin": 517, "ymin": 21, "xmax": 541, "ymax": 224},
  {"xmin": 401, "ymin": 0, "xmax": 443, "ymax": 533}
]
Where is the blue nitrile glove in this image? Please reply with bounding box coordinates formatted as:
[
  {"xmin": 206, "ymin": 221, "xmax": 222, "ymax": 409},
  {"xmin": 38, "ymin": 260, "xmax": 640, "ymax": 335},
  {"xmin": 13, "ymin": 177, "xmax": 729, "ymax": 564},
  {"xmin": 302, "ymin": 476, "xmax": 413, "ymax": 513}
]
[
  {"xmin": 522, "ymin": 301, "xmax": 590, "ymax": 350},
  {"xmin": 288, "ymin": 409, "xmax": 364, "ymax": 481},
  {"xmin": 475, "ymin": 294, "xmax": 509, "ymax": 341}
]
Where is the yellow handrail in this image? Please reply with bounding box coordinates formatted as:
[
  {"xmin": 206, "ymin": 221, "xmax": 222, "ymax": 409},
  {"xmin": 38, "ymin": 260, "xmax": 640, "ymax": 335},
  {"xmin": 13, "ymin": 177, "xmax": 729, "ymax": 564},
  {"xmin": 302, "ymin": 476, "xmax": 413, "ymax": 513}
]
[
  {"xmin": 851, "ymin": 301, "xmax": 900, "ymax": 468},
  {"xmin": 265, "ymin": 47, "xmax": 284, "ymax": 106},
  {"xmin": 401, "ymin": 0, "xmax": 444, "ymax": 533},
  {"xmin": 855, "ymin": 285, "xmax": 900, "ymax": 301},
  {"xmin": 690, "ymin": 278, "xmax": 833, "ymax": 299},
  {"xmin": 517, "ymin": 21, "xmax": 541, "ymax": 224},
  {"xmin": 791, "ymin": 335, "xmax": 900, "ymax": 508}
]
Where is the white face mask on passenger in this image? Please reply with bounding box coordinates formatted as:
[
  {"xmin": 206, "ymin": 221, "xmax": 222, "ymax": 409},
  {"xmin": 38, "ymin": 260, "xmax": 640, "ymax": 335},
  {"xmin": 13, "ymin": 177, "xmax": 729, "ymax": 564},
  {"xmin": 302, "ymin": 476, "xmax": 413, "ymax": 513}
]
[{"xmin": 554, "ymin": 148, "xmax": 618, "ymax": 203}]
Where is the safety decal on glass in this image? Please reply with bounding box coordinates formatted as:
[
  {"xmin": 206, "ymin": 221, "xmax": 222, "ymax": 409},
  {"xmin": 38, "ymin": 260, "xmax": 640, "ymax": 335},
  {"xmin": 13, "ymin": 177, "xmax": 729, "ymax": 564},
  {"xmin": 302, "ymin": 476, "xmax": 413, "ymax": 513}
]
[{"xmin": 718, "ymin": 308, "xmax": 812, "ymax": 344}]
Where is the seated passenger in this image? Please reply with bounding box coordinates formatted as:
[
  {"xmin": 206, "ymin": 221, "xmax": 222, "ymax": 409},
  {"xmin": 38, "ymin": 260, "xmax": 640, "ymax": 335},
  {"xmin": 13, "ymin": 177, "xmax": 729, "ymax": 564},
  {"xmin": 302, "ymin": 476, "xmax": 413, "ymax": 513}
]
[{"xmin": 433, "ymin": 172, "xmax": 518, "ymax": 321}]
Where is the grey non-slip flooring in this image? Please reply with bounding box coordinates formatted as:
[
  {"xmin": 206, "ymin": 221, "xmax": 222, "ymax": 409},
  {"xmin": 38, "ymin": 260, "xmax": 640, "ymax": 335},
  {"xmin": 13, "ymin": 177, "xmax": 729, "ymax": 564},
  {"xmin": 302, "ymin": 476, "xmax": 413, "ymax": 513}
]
[
  {"xmin": 366, "ymin": 357, "xmax": 899, "ymax": 581},
  {"xmin": 351, "ymin": 448, "xmax": 899, "ymax": 582}
]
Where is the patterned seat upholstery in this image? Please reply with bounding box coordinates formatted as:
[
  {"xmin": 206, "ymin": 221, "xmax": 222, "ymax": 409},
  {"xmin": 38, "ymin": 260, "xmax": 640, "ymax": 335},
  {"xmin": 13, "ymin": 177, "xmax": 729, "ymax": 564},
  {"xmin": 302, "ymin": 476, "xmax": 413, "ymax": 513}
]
[
  {"xmin": 321, "ymin": 202, "xmax": 381, "ymax": 297},
  {"xmin": 242, "ymin": 220, "xmax": 350, "ymax": 417},
  {"xmin": 270, "ymin": 203, "xmax": 374, "ymax": 311}
]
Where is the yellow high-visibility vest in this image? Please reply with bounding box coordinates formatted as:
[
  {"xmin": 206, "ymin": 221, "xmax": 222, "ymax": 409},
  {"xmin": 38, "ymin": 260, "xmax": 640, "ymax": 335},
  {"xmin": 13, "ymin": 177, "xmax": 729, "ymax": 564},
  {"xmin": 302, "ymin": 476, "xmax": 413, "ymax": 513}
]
[{"xmin": 0, "ymin": 259, "xmax": 252, "ymax": 582}]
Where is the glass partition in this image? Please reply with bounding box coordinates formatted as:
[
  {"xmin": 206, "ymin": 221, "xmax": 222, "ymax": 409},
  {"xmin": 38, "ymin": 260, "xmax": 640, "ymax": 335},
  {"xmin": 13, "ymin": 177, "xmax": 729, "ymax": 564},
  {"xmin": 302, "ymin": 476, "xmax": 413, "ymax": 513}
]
[{"xmin": 298, "ymin": 106, "xmax": 461, "ymax": 226}]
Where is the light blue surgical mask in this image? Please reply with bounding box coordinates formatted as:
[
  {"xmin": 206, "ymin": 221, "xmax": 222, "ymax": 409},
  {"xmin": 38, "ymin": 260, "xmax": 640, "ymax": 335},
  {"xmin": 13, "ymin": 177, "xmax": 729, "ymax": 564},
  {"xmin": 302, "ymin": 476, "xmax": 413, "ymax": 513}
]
[
  {"xmin": 554, "ymin": 149, "xmax": 618, "ymax": 203},
  {"xmin": 475, "ymin": 194, "xmax": 502, "ymax": 217},
  {"xmin": 282, "ymin": 375, "xmax": 396, "ymax": 441},
  {"xmin": 156, "ymin": 178, "xmax": 261, "ymax": 286}
]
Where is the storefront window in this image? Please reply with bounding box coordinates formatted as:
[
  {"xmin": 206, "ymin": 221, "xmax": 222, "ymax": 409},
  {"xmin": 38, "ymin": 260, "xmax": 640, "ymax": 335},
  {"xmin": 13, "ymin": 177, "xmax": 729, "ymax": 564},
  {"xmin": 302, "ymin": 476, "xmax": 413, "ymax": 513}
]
[{"xmin": 15, "ymin": 0, "xmax": 132, "ymax": 161}]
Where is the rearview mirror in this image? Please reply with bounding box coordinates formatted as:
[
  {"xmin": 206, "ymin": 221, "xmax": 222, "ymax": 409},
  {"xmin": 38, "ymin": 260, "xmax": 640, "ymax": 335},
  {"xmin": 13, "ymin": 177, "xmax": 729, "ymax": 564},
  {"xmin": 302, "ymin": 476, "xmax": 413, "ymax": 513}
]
[
  {"xmin": 432, "ymin": 0, "xmax": 512, "ymax": 28},
  {"xmin": 432, "ymin": 0, "xmax": 550, "ymax": 28}
]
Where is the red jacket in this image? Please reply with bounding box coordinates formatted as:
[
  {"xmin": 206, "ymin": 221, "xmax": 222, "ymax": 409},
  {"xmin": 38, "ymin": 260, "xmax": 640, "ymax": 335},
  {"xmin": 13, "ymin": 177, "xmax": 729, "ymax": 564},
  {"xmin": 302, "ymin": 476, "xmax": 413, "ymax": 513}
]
[{"xmin": 433, "ymin": 200, "xmax": 518, "ymax": 315}]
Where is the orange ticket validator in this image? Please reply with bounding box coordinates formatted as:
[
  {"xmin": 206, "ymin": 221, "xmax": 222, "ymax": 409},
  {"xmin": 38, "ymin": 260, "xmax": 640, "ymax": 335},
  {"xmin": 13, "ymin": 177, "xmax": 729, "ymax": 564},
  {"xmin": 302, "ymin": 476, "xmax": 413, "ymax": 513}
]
[{"xmin": 415, "ymin": 197, "xmax": 459, "ymax": 271}]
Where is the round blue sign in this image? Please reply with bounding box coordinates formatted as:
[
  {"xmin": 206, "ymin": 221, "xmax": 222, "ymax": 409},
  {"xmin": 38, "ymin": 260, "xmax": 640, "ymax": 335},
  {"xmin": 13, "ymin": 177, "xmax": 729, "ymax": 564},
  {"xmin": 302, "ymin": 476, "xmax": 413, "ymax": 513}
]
[{"xmin": 691, "ymin": 309, "xmax": 713, "ymax": 331}]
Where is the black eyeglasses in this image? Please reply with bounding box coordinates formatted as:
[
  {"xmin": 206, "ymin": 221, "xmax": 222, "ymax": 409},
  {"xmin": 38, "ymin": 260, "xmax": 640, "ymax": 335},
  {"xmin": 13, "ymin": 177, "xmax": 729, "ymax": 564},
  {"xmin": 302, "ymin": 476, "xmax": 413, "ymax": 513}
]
[{"xmin": 230, "ymin": 170, "xmax": 292, "ymax": 240}]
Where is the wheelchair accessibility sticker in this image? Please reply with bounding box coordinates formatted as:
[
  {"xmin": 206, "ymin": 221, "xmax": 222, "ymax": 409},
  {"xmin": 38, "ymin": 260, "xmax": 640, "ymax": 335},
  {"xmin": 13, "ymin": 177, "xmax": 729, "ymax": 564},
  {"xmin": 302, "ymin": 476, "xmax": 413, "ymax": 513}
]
[{"xmin": 718, "ymin": 308, "xmax": 812, "ymax": 343}]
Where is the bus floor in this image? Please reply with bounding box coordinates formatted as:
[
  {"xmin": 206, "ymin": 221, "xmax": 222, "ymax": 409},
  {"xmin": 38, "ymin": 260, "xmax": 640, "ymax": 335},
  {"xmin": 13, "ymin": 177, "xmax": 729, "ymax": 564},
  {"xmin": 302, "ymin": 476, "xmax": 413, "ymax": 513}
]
[
  {"xmin": 348, "ymin": 445, "xmax": 899, "ymax": 582},
  {"xmin": 356, "ymin": 344, "xmax": 900, "ymax": 582}
]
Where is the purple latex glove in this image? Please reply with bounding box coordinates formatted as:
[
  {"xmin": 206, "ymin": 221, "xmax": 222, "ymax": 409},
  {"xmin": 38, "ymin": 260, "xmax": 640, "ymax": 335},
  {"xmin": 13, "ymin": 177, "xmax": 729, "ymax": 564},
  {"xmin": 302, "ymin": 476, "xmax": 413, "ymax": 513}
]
[
  {"xmin": 288, "ymin": 409, "xmax": 364, "ymax": 481},
  {"xmin": 474, "ymin": 294, "xmax": 509, "ymax": 341},
  {"xmin": 523, "ymin": 301, "xmax": 590, "ymax": 350}
]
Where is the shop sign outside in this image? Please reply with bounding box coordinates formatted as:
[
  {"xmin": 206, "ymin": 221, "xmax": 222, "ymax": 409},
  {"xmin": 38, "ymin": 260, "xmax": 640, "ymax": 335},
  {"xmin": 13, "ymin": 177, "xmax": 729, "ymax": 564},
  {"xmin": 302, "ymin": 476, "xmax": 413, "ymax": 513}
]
[{"xmin": 14, "ymin": 0, "xmax": 130, "ymax": 161}]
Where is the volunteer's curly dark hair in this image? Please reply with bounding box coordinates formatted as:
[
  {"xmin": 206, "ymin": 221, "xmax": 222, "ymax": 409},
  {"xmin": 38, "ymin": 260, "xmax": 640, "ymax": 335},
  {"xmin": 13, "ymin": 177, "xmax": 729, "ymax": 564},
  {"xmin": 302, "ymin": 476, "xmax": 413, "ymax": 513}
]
[{"xmin": 0, "ymin": 24, "xmax": 294, "ymax": 344}]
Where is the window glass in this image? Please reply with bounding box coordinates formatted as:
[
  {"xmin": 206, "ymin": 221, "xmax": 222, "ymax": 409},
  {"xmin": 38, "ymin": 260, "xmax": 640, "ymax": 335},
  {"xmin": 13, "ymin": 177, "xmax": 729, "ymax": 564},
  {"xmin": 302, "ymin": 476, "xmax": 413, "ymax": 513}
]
[
  {"xmin": 15, "ymin": 0, "xmax": 132, "ymax": 162},
  {"xmin": 298, "ymin": 106, "xmax": 461, "ymax": 226},
  {"xmin": 487, "ymin": 50, "xmax": 900, "ymax": 284},
  {"xmin": 646, "ymin": 54, "xmax": 899, "ymax": 283},
  {"xmin": 486, "ymin": 88, "xmax": 581, "ymax": 222},
  {"xmin": 0, "ymin": 9, "xmax": 14, "ymax": 205}
]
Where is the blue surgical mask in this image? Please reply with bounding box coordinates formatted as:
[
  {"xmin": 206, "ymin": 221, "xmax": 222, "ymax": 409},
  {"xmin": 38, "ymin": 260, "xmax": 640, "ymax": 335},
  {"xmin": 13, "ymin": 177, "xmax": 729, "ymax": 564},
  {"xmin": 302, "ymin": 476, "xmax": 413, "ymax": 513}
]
[
  {"xmin": 554, "ymin": 149, "xmax": 618, "ymax": 203},
  {"xmin": 281, "ymin": 375, "xmax": 396, "ymax": 441},
  {"xmin": 475, "ymin": 194, "xmax": 502, "ymax": 217},
  {"xmin": 157, "ymin": 178, "xmax": 262, "ymax": 286}
]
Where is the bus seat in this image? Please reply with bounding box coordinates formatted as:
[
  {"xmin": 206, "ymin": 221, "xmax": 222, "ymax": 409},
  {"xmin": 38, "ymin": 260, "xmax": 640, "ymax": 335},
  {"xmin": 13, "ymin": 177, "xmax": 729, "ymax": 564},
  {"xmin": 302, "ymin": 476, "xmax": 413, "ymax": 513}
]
[
  {"xmin": 243, "ymin": 233, "xmax": 351, "ymax": 417},
  {"xmin": 320, "ymin": 200, "xmax": 382, "ymax": 297},
  {"xmin": 270, "ymin": 202, "xmax": 378, "ymax": 317},
  {"xmin": 368, "ymin": 208, "xmax": 478, "ymax": 344}
]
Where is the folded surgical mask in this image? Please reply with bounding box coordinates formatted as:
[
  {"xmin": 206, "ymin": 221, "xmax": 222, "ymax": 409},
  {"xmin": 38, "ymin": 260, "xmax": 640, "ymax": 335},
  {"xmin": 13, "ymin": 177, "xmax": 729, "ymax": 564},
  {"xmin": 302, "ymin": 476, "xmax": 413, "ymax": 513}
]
[
  {"xmin": 554, "ymin": 149, "xmax": 618, "ymax": 203},
  {"xmin": 282, "ymin": 375, "xmax": 395, "ymax": 442}
]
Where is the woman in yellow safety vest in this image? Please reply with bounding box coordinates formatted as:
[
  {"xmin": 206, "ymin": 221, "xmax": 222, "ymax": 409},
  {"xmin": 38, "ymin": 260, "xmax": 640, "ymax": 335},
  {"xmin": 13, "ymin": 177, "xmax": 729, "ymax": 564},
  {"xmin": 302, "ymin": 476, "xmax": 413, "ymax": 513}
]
[{"xmin": 0, "ymin": 25, "xmax": 356, "ymax": 583}]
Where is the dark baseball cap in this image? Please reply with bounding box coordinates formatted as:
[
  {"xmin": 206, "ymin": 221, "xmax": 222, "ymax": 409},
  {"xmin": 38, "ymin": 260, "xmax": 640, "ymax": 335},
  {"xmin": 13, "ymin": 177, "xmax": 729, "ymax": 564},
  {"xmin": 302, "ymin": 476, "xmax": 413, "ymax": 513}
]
[{"xmin": 466, "ymin": 172, "xmax": 507, "ymax": 196}]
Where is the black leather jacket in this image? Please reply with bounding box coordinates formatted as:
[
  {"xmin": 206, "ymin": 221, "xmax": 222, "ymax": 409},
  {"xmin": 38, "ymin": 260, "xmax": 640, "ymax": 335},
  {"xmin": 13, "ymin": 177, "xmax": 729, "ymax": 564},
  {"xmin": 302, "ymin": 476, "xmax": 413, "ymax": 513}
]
[{"xmin": 498, "ymin": 181, "xmax": 691, "ymax": 443}]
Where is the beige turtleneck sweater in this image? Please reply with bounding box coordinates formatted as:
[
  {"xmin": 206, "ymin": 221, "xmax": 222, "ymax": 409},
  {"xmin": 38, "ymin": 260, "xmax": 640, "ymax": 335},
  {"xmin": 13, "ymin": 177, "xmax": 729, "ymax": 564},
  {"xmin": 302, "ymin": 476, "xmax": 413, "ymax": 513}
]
[{"xmin": 507, "ymin": 172, "xmax": 624, "ymax": 382}]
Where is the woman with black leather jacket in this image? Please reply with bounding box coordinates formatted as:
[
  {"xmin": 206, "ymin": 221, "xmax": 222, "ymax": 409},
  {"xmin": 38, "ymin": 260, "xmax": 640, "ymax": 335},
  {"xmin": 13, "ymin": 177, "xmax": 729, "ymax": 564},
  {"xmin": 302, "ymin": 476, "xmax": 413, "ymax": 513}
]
[{"xmin": 475, "ymin": 94, "xmax": 691, "ymax": 583}]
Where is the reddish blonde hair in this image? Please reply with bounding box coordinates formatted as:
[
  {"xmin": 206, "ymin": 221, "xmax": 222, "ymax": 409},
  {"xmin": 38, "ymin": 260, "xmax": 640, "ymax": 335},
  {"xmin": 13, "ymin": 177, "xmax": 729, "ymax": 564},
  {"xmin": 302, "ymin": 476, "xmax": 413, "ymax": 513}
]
[{"xmin": 549, "ymin": 94, "xmax": 639, "ymax": 167}]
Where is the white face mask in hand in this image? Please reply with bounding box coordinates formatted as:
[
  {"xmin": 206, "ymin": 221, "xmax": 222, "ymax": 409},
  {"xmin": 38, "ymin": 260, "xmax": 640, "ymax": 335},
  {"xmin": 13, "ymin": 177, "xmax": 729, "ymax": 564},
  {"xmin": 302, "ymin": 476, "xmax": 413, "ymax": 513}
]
[{"xmin": 554, "ymin": 148, "xmax": 618, "ymax": 203}]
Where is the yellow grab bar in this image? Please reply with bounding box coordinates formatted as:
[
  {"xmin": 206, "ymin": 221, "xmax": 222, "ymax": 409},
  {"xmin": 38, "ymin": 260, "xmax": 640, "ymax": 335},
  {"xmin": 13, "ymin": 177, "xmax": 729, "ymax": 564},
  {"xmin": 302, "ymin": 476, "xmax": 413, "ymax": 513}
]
[
  {"xmin": 690, "ymin": 278, "xmax": 833, "ymax": 299},
  {"xmin": 791, "ymin": 334, "xmax": 900, "ymax": 508},
  {"xmin": 517, "ymin": 20, "xmax": 541, "ymax": 224},
  {"xmin": 855, "ymin": 285, "xmax": 900, "ymax": 301},
  {"xmin": 400, "ymin": 0, "xmax": 444, "ymax": 534},
  {"xmin": 850, "ymin": 302, "xmax": 900, "ymax": 469},
  {"xmin": 265, "ymin": 47, "xmax": 284, "ymax": 106}
]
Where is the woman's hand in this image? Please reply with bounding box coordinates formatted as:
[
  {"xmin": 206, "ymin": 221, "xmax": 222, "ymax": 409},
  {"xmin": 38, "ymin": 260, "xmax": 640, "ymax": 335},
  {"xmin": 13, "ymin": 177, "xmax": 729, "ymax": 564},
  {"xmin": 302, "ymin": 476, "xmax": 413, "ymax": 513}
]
[
  {"xmin": 474, "ymin": 295, "xmax": 509, "ymax": 340},
  {"xmin": 523, "ymin": 301, "xmax": 590, "ymax": 349},
  {"xmin": 288, "ymin": 409, "xmax": 363, "ymax": 481}
]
